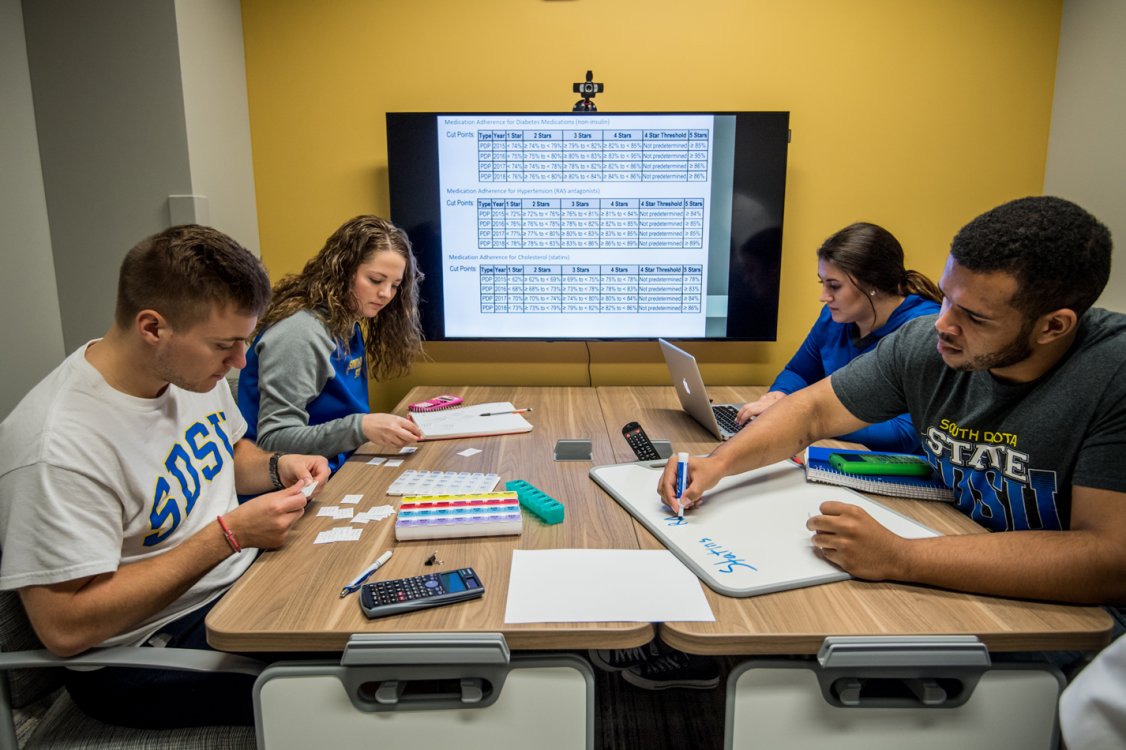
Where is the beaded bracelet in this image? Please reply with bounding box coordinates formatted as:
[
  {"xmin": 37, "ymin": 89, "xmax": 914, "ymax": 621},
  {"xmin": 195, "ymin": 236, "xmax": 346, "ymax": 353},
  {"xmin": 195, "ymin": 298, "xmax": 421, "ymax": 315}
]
[
  {"xmin": 268, "ymin": 451, "xmax": 285, "ymax": 490},
  {"xmin": 216, "ymin": 515, "xmax": 241, "ymax": 554}
]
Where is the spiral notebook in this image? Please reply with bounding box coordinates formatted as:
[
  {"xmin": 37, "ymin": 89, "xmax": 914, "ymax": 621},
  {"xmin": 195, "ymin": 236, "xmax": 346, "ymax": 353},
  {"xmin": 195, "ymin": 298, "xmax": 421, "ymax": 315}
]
[
  {"xmin": 804, "ymin": 446, "xmax": 954, "ymax": 502},
  {"xmin": 408, "ymin": 402, "xmax": 533, "ymax": 441}
]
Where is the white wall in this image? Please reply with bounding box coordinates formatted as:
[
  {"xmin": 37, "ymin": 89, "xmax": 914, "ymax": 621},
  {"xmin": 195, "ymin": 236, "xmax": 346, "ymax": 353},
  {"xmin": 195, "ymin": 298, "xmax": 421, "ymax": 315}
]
[
  {"xmin": 175, "ymin": 0, "xmax": 262, "ymax": 257},
  {"xmin": 0, "ymin": 0, "xmax": 65, "ymax": 420},
  {"xmin": 22, "ymin": 0, "xmax": 195, "ymax": 352},
  {"xmin": 1044, "ymin": 0, "xmax": 1126, "ymax": 312},
  {"xmin": 19, "ymin": 0, "xmax": 264, "ymax": 357}
]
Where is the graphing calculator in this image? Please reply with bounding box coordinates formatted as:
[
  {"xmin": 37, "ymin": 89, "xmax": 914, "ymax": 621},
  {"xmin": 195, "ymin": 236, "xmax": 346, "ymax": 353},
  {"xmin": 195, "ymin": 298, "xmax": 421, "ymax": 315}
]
[
  {"xmin": 359, "ymin": 568, "xmax": 484, "ymax": 619},
  {"xmin": 622, "ymin": 421, "xmax": 661, "ymax": 461},
  {"xmin": 828, "ymin": 452, "xmax": 933, "ymax": 477}
]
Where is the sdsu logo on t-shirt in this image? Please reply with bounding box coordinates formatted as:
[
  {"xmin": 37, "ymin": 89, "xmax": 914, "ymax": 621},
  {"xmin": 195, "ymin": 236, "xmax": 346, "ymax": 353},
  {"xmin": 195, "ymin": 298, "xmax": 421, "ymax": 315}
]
[{"xmin": 145, "ymin": 410, "xmax": 236, "ymax": 546}]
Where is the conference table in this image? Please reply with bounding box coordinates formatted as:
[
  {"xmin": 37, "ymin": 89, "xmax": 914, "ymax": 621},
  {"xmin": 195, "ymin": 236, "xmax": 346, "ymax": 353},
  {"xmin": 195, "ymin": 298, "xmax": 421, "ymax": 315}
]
[{"xmin": 206, "ymin": 385, "xmax": 1112, "ymax": 656}]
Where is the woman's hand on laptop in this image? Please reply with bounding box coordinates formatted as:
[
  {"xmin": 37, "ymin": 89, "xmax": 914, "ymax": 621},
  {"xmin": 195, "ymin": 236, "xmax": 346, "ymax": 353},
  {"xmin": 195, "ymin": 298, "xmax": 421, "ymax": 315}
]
[{"xmin": 737, "ymin": 391, "xmax": 785, "ymax": 424}]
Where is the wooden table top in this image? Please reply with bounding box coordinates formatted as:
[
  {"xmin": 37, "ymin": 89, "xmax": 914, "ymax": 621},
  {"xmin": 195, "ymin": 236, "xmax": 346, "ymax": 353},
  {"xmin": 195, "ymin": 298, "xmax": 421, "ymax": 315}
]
[
  {"xmin": 206, "ymin": 385, "xmax": 653, "ymax": 652},
  {"xmin": 596, "ymin": 385, "xmax": 1113, "ymax": 655},
  {"xmin": 207, "ymin": 383, "xmax": 1111, "ymax": 655}
]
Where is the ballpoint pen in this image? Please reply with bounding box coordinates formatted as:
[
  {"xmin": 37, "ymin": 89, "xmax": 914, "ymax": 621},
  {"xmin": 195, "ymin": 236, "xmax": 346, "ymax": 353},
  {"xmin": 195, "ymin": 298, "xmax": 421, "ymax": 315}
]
[
  {"xmin": 675, "ymin": 452, "xmax": 689, "ymax": 520},
  {"xmin": 480, "ymin": 407, "xmax": 534, "ymax": 416},
  {"xmin": 338, "ymin": 549, "xmax": 393, "ymax": 597}
]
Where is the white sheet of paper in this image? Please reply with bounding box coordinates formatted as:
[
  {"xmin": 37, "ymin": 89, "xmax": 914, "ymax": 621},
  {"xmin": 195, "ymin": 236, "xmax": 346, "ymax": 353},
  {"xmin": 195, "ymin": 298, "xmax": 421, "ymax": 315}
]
[
  {"xmin": 367, "ymin": 457, "xmax": 386, "ymax": 466},
  {"xmin": 458, "ymin": 448, "xmax": 483, "ymax": 457},
  {"xmin": 504, "ymin": 549, "xmax": 715, "ymax": 623},
  {"xmin": 385, "ymin": 458, "xmax": 404, "ymax": 468},
  {"xmin": 341, "ymin": 494, "xmax": 363, "ymax": 505}
]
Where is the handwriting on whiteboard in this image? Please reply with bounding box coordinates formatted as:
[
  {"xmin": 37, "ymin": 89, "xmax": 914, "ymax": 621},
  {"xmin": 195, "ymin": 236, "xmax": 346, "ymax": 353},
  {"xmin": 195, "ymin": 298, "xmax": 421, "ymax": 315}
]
[{"xmin": 698, "ymin": 537, "xmax": 757, "ymax": 573}]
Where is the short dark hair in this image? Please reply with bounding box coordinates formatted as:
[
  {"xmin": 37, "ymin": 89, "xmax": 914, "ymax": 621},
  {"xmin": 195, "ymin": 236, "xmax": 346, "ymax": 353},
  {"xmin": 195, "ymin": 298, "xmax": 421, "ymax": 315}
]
[
  {"xmin": 950, "ymin": 196, "xmax": 1112, "ymax": 319},
  {"xmin": 115, "ymin": 225, "xmax": 272, "ymax": 329}
]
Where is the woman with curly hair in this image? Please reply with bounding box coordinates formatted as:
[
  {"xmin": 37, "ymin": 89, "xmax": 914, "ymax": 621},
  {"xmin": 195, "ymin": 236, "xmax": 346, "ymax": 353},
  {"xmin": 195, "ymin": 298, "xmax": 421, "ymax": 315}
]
[{"xmin": 238, "ymin": 215, "xmax": 425, "ymax": 472}]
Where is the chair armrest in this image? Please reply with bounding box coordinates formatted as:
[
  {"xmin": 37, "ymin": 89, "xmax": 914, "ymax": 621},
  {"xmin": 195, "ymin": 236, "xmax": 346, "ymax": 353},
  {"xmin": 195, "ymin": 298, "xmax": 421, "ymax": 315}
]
[
  {"xmin": 0, "ymin": 646, "xmax": 265, "ymax": 677},
  {"xmin": 0, "ymin": 647, "xmax": 264, "ymax": 749}
]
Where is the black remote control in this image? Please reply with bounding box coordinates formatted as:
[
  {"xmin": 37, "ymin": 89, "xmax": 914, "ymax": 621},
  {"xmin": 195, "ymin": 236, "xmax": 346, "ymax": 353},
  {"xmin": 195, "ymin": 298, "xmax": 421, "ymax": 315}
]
[
  {"xmin": 359, "ymin": 568, "xmax": 484, "ymax": 619},
  {"xmin": 622, "ymin": 421, "xmax": 661, "ymax": 461}
]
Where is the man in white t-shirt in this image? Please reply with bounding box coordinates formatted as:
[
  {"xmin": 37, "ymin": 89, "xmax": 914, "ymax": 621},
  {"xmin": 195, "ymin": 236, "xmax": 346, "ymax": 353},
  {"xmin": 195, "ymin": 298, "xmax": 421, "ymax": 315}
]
[{"xmin": 0, "ymin": 225, "xmax": 330, "ymax": 728}]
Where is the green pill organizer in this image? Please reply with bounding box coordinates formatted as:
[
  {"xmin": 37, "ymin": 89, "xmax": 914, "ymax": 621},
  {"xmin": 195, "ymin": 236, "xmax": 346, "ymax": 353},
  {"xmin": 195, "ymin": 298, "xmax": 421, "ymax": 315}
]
[{"xmin": 505, "ymin": 479, "xmax": 565, "ymax": 525}]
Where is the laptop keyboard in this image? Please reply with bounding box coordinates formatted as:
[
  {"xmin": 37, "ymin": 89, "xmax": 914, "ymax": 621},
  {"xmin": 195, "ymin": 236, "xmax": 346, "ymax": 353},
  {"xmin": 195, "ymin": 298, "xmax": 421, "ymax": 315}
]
[{"xmin": 712, "ymin": 405, "xmax": 744, "ymax": 435}]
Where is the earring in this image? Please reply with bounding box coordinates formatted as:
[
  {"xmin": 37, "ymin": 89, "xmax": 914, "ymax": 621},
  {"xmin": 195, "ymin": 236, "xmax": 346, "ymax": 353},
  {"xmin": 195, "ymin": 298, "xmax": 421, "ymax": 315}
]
[{"xmin": 868, "ymin": 290, "xmax": 876, "ymax": 296}]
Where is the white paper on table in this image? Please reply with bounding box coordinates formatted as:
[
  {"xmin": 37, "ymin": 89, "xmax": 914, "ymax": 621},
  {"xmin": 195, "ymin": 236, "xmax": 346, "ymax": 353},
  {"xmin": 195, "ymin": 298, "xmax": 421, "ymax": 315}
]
[
  {"xmin": 313, "ymin": 527, "xmax": 363, "ymax": 544},
  {"xmin": 504, "ymin": 549, "xmax": 715, "ymax": 623},
  {"xmin": 458, "ymin": 448, "xmax": 483, "ymax": 457},
  {"xmin": 352, "ymin": 505, "xmax": 396, "ymax": 524}
]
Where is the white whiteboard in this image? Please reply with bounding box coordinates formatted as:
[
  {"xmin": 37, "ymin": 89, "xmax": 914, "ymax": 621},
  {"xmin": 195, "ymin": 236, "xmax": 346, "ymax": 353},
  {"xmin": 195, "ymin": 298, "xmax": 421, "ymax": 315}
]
[{"xmin": 589, "ymin": 460, "xmax": 939, "ymax": 597}]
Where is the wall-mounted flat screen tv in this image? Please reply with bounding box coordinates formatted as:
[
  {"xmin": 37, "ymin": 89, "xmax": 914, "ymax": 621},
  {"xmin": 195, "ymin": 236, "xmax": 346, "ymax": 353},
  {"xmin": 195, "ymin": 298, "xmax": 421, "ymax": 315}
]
[{"xmin": 387, "ymin": 111, "xmax": 789, "ymax": 340}]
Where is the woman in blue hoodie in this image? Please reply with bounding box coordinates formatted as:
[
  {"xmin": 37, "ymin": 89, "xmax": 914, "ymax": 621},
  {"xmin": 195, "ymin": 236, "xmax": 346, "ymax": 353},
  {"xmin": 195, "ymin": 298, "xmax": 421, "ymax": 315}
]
[{"xmin": 737, "ymin": 222, "xmax": 941, "ymax": 453}]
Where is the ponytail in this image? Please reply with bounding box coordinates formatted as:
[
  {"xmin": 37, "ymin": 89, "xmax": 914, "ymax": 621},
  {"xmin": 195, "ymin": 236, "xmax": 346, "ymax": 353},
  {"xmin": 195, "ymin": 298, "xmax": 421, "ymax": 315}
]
[{"xmin": 902, "ymin": 269, "xmax": 942, "ymax": 304}]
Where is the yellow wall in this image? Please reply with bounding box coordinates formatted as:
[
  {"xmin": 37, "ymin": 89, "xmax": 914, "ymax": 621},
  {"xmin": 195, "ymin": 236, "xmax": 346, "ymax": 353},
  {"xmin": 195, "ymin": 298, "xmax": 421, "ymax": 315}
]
[{"xmin": 240, "ymin": 0, "xmax": 1061, "ymax": 412}]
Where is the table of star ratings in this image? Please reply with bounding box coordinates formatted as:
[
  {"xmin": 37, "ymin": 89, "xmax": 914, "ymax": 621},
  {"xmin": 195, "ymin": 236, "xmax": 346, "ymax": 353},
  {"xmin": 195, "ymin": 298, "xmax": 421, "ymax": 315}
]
[
  {"xmin": 478, "ymin": 264, "xmax": 703, "ymax": 314},
  {"xmin": 477, "ymin": 198, "xmax": 704, "ymax": 250},
  {"xmin": 477, "ymin": 128, "xmax": 710, "ymax": 183}
]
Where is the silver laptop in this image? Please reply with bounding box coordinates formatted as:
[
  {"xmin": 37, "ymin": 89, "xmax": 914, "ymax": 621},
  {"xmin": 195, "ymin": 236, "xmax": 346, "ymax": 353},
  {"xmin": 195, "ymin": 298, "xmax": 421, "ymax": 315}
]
[{"xmin": 658, "ymin": 338, "xmax": 746, "ymax": 440}]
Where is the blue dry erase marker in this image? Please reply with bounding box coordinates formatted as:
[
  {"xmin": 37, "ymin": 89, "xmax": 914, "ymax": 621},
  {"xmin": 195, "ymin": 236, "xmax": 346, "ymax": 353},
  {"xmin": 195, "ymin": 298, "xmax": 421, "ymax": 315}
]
[
  {"xmin": 339, "ymin": 549, "xmax": 393, "ymax": 598},
  {"xmin": 675, "ymin": 452, "xmax": 689, "ymax": 519}
]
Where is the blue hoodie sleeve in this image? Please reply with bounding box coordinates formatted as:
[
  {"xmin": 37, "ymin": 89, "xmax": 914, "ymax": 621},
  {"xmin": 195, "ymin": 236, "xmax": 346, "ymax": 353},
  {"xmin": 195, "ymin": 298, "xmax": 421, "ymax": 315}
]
[
  {"xmin": 770, "ymin": 311, "xmax": 832, "ymax": 394},
  {"xmin": 838, "ymin": 413, "xmax": 923, "ymax": 454}
]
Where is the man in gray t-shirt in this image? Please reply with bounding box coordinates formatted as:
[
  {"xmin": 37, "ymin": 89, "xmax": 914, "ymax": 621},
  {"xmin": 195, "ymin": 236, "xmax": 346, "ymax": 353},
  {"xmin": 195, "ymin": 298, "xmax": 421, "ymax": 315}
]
[
  {"xmin": 834, "ymin": 308, "xmax": 1126, "ymax": 535},
  {"xmin": 661, "ymin": 196, "xmax": 1126, "ymax": 604}
]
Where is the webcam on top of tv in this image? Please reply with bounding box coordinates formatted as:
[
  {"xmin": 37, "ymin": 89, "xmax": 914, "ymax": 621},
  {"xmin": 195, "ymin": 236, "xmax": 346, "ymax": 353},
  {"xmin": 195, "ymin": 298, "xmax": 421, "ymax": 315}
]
[{"xmin": 572, "ymin": 70, "xmax": 603, "ymax": 112}]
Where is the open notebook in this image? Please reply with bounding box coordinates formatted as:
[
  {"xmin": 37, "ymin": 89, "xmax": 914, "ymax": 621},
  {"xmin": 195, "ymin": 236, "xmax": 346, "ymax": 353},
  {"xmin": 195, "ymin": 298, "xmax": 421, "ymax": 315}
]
[{"xmin": 408, "ymin": 401, "xmax": 533, "ymax": 441}]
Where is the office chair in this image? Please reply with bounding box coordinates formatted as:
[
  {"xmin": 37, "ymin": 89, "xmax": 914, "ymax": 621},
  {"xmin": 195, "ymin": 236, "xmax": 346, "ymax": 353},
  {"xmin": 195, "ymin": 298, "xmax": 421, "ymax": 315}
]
[
  {"xmin": 0, "ymin": 588, "xmax": 261, "ymax": 749},
  {"xmin": 254, "ymin": 633, "xmax": 595, "ymax": 749},
  {"xmin": 725, "ymin": 636, "xmax": 1064, "ymax": 750}
]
